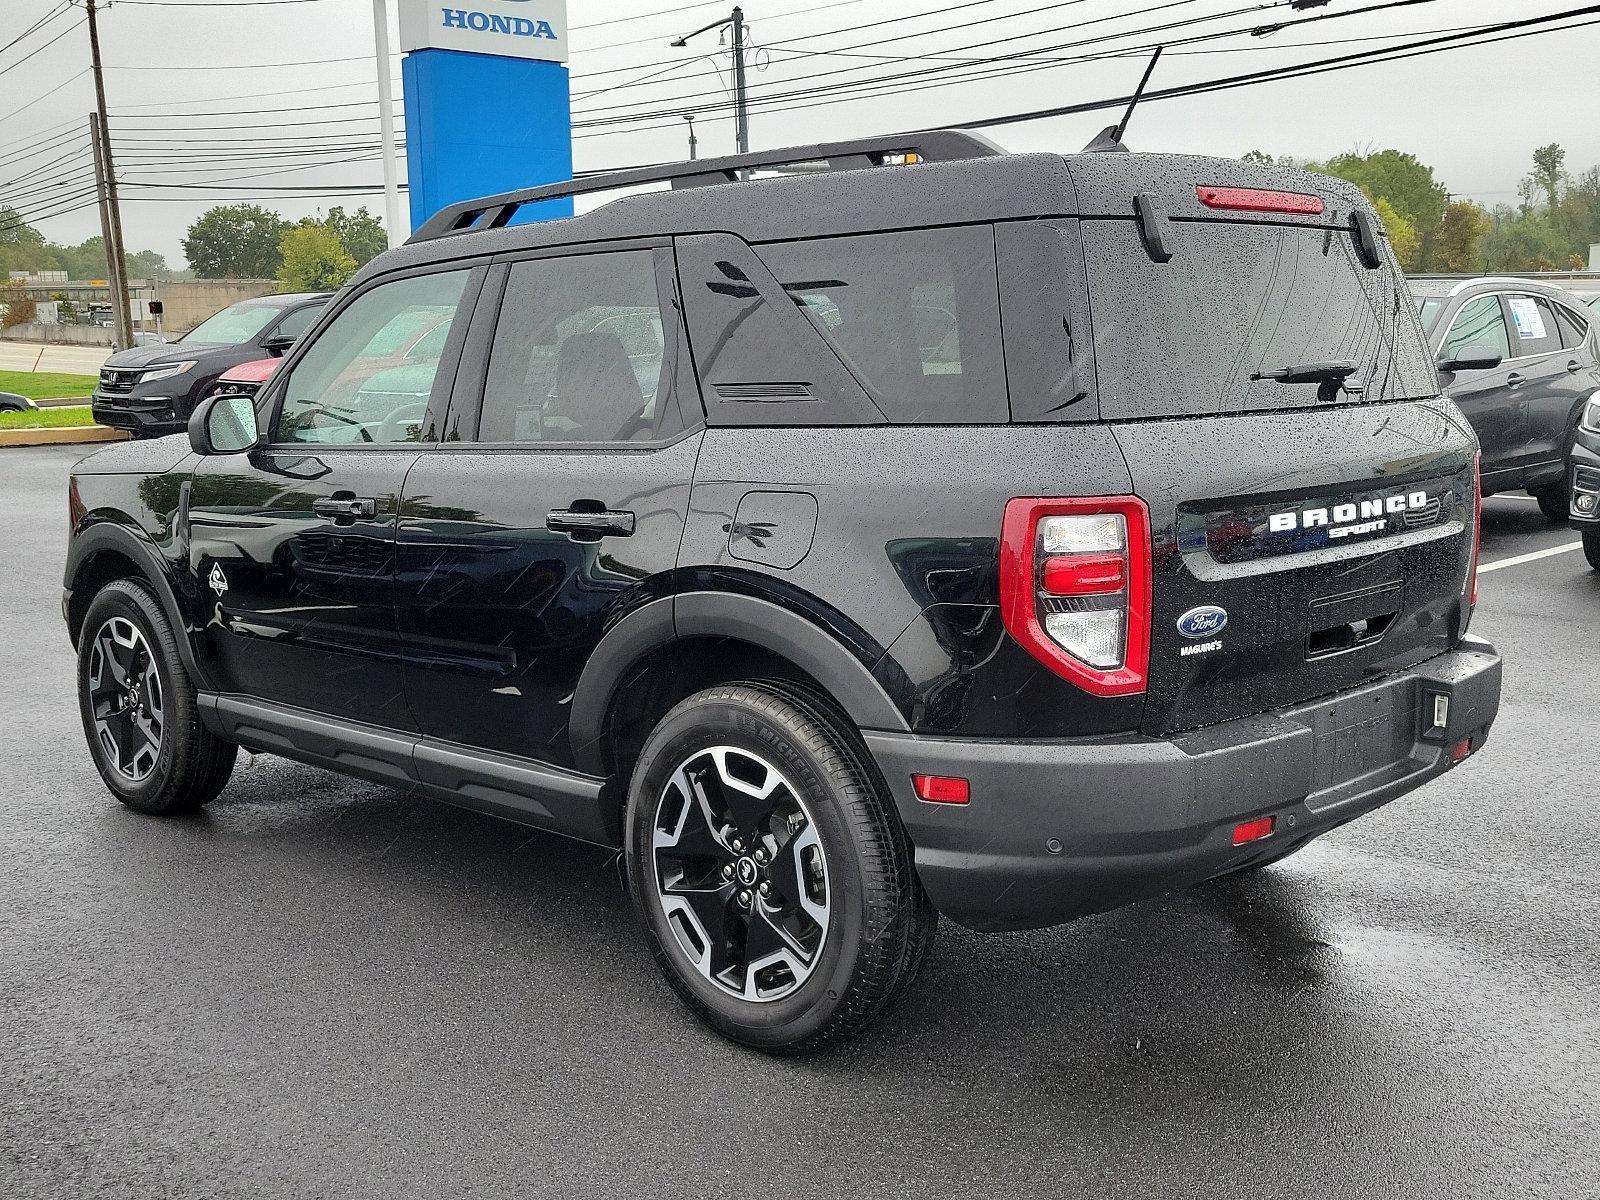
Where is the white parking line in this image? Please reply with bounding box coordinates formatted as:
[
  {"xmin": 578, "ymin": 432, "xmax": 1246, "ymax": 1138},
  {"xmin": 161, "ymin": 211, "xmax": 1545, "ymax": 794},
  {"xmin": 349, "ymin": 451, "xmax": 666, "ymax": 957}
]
[
  {"xmin": 1490, "ymin": 495, "xmax": 1540, "ymax": 503},
  {"xmin": 1478, "ymin": 542, "xmax": 1585, "ymax": 573}
]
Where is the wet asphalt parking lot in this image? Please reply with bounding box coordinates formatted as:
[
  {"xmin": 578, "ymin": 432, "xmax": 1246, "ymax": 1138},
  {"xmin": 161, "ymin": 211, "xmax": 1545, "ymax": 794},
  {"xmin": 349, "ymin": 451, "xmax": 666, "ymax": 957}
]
[{"xmin": 1, "ymin": 444, "xmax": 1595, "ymax": 1199}]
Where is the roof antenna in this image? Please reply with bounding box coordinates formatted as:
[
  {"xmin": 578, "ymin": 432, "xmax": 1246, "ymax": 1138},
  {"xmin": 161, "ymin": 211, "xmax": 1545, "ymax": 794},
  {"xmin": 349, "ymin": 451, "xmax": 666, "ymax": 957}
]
[{"xmin": 1083, "ymin": 45, "xmax": 1163, "ymax": 153}]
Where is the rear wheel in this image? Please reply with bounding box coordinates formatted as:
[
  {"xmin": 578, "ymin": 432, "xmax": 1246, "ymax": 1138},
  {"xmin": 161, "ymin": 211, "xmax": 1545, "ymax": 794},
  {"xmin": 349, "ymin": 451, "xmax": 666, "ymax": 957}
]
[
  {"xmin": 77, "ymin": 579, "xmax": 237, "ymax": 815},
  {"xmin": 1585, "ymin": 532, "xmax": 1600, "ymax": 572},
  {"xmin": 624, "ymin": 682, "xmax": 930, "ymax": 1054},
  {"xmin": 1531, "ymin": 479, "xmax": 1569, "ymax": 524}
]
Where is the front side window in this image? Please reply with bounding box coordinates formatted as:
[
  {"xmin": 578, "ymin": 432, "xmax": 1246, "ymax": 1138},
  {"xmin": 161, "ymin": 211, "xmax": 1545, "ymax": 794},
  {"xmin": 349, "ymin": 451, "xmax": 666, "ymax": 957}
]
[
  {"xmin": 1443, "ymin": 295, "xmax": 1510, "ymax": 363},
  {"xmin": 478, "ymin": 250, "xmax": 668, "ymax": 444},
  {"xmin": 267, "ymin": 302, "xmax": 325, "ymax": 345},
  {"xmin": 275, "ymin": 270, "xmax": 468, "ymax": 444},
  {"xmin": 1505, "ymin": 294, "xmax": 1561, "ymax": 356}
]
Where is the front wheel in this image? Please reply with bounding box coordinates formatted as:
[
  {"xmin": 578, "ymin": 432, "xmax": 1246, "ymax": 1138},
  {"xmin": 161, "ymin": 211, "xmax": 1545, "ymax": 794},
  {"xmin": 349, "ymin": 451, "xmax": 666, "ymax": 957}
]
[
  {"xmin": 624, "ymin": 682, "xmax": 934, "ymax": 1054},
  {"xmin": 76, "ymin": 579, "xmax": 237, "ymax": 814},
  {"xmin": 1585, "ymin": 532, "xmax": 1600, "ymax": 572}
]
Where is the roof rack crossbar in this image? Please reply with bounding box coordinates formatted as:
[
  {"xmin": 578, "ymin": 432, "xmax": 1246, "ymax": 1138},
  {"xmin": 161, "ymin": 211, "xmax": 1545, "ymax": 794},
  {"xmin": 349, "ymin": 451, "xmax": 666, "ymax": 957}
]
[{"xmin": 408, "ymin": 128, "xmax": 1005, "ymax": 244}]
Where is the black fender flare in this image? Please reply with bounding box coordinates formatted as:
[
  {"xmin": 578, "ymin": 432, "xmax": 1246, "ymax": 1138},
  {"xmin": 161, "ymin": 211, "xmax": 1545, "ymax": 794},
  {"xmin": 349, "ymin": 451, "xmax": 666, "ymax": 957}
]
[
  {"xmin": 64, "ymin": 521, "xmax": 209, "ymax": 688},
  {"xmin": 567, "ymin": 590, "xmax": 911, "ymax": 777}
]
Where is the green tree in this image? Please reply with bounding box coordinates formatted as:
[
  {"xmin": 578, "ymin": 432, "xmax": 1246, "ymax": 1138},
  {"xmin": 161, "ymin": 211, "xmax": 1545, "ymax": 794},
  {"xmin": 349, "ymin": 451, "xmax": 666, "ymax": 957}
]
[
  {"xmin": 1528, "ymin": 143, "xmax": 1566, "ymax": 212},
  {"xmin": 0, "ymin": 206, "xmax": 45, "ymax": 248},
  {"xmin": 278, "ymin": 223, "xmax": 356, "ymax": 290},
  {"xmin": 1371, "ymin": 197, "xmax": 1419, "ymax": 270},
  {"xmin": 322, "ymin": 206, "xmax": 387, "ymax": 267},
  {"xmin": 1433, "ymin": 201, "xmax": 1490, "ymax": 272},
  {"xmin": 126, "ymin": 249, "xmax": 169, "ymax": 281},
  {"xmin": 182, "ymin": 204, "xmax": 289, "ymax": 278},
  {"xmin": 1316, "ymin": 149, "xmax": 1449, "ymax": 260}
]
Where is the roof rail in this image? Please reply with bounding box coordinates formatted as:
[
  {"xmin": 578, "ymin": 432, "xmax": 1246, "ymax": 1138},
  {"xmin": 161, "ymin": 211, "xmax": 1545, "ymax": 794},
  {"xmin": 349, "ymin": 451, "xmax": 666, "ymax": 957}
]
[{"xmin": 407, "ymin": 128, "xmax": 1006, "ymax": 244}]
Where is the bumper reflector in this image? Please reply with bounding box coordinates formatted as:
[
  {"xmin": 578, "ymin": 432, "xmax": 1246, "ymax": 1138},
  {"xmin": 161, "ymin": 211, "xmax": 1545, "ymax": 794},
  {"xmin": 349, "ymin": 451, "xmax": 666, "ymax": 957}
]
[
  {"xmin": 912, "ymin": 774, "xmax": 970, "ymax": 805},
  {"xmin": 1232, "ymin": 816, "xmax": 1275, "ymax": 846},
  {"xmin": 1451, "ymin": 738, "xmax": 1473, "ymax": 763}
]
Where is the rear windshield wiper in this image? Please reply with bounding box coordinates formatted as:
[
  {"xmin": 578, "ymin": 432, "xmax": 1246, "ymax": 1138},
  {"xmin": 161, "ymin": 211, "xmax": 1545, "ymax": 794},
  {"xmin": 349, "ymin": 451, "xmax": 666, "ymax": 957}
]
[{"xmin": 1250, "ymin": 360, "xmax": 1359, "ymax": 385}]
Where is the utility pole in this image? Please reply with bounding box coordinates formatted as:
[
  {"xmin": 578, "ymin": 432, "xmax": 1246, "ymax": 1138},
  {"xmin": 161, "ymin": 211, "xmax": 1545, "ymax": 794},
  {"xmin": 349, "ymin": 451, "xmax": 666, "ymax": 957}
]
[
  {"xmin": 372, "ymin": 0, "xmax": 403, "ymax": 248},
  {"xmin": 684, "ymin": 113, "xmax": 698, "ymax": 161},
  {"xmin": 730, "ymin": 7, "xmax": 749, "ymax": 156},
  {"xmin": 85, "ymin": 0, "xmax": 132, "ymax": 350},
  {"xmin": 669, "ymin": 7, "xmax": 750, "ymax": 157}
]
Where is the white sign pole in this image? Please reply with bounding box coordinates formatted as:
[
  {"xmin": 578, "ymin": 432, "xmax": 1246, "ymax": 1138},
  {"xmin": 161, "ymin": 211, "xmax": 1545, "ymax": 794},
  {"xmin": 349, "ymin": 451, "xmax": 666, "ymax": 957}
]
[{"xmin": 373, "ymin": 0, "xmax": 403, "ymax": 248}]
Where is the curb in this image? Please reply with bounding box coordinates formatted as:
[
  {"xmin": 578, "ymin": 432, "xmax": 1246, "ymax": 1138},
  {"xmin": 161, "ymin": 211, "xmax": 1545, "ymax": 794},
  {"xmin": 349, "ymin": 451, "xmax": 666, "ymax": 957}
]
[{"xmin": 0, "ymin": 426, "xmax": 130, "ymax": 448}]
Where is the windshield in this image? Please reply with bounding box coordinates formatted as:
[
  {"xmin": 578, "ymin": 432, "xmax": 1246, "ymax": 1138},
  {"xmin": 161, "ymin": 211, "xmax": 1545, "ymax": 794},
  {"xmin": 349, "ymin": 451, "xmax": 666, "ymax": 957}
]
[{"xmin": 181, "ymin": 302, "xmax": 283, "ymax": 345}]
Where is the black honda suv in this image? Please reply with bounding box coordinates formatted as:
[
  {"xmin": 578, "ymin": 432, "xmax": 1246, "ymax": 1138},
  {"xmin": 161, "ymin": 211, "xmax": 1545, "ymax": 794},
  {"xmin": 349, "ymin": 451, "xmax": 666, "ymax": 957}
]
[
  {"xmin": 92, "ymin": 291, "xmax": 330, "ymax": 438},
  {"xmin": 64, "ymin": 132, "xmax": 1502, "ymax": 1053}
]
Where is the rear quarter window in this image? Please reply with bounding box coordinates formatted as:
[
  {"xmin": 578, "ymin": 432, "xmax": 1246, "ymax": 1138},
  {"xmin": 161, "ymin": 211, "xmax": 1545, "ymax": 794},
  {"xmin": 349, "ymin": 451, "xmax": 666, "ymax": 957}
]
[{"xmin": 754, "ymin": 226, "xmax": 1008, "ymax": 424}]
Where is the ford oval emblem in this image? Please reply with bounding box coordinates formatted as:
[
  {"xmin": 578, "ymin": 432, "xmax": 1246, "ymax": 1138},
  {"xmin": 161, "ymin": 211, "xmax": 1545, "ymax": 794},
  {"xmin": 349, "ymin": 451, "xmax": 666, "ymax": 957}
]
[{"xmin": 1177, "ymin": 605, "xmax": 1228, "ymax": 639}]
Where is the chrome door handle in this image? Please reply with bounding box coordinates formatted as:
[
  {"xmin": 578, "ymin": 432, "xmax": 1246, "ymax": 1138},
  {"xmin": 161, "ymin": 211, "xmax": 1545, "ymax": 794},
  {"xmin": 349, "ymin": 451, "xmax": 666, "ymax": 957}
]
[
  {"xmin": 1505, "ymin": 372, "xmax": 1524, "ymax": 389},
  {"xmin": 547, "ymin": 508, "xmax": 635, "ymax": 540},
  {"xmin": 312, "ymin": 497, "xmax": 377, "ymax": 522}
]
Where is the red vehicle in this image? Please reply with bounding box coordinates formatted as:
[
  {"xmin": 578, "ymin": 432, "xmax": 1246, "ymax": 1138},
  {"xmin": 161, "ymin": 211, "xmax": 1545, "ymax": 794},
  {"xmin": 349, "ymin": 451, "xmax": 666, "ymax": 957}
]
[{"xmin": 204, "ymin": 357, "xmax": 281, "ymax": 404}]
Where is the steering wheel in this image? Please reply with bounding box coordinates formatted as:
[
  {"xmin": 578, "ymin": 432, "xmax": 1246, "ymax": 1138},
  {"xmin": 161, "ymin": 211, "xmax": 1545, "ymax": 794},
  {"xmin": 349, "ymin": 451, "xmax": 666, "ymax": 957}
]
[{"xmin": 379, "ymin": 402, "xmax": 429, "ymax": 444}]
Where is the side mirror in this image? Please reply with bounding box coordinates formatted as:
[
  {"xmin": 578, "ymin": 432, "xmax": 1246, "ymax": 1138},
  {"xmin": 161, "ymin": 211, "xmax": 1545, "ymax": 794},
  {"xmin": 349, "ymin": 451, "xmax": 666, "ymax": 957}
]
[
  {"xmin": 262, "ymin": 333, "xmax": 296, "ymax": 355},
  {"xmin": 188, "ymin": 394, "xmax": 260, "ymax": 455},
  {"xmin": 1438, "ymin": 345, "xmax": 1503, "ymax": 373}
]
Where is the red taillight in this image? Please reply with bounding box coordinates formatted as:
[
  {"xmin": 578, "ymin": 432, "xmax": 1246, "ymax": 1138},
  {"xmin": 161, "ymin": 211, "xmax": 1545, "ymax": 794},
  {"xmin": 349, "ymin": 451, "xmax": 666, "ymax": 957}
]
[
  {"xmin": 1232, "ymin": 816, "xmax": 1275, "ymax": 846},
  {"xmin": 1469, "ymin": 450, "xmax": 1482, "ymax": 609},
  {"xmin": 911, "ymin": 774, "xmax": 970, "ymax": 805},
  {"xmin": 999, "ymin": 496, "xmax": 1152, "ymax": 697},
  {"xmin": 1196, "ymin": 185, "xmax": 1324, "ymax": 215}
]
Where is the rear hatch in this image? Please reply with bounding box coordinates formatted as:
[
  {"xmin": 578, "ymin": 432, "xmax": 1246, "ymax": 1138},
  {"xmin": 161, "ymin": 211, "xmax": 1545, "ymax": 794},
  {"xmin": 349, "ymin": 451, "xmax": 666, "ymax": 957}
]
[{"xmin": 1063, "ymin": 154, "xmax": 1476, "ymax": 735}]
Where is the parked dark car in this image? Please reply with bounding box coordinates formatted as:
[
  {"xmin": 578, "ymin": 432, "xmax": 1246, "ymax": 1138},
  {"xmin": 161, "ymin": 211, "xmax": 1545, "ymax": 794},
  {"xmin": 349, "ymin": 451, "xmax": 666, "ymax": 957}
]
[
  {"xmin": 92, "ymin": 292, "xmax": 330, "ymax": 437},
  {"xmin": 1411, "ymin": 276, "xmax": 1600, "ymax": 521},
  {"xmin": 63, "ymin": 132, "xmax": 1501, "ymax": 1052},
  {"xmin": 1570, "ymin": 392, "xmax": 1600, "ymax": 568}
]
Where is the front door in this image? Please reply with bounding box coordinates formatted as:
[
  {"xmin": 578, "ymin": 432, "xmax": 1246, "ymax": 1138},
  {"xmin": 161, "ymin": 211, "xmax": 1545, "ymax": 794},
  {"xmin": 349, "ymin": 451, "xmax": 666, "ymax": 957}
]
[
  {"xmin": 188, "ymin": 265, "xmax": 479, "ymax": 727},
  {"xmin": 1503, "ymin": 292, "xmax": 1590, "ymax": 474},
  {"xmin": 396, "ymin": 246, "xmax": 699, "ymax": 772}
]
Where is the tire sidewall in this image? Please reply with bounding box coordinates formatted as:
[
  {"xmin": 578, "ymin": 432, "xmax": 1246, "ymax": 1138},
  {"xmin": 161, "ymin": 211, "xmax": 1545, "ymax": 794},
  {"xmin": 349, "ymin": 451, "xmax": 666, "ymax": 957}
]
[
  {"xmin": 77, "ymin": 583, "xmax": 187, "ymax": 809},
  {"xmin": 625, "ymin": 691, "xmax": 878, "ymax": 1049}
]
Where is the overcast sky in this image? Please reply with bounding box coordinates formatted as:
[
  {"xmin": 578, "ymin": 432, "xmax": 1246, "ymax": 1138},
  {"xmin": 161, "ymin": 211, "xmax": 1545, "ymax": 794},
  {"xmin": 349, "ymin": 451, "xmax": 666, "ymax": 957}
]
[{"xmin": 3, "ymin": 0, "xmax": 1598, "ymax": 267}]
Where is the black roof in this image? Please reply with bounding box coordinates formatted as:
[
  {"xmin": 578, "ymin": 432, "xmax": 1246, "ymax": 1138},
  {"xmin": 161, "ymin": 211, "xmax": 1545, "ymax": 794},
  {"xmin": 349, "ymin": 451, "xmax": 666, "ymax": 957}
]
[{"xmin": 356, "ymin": 129, "xmax": 1375, "ymax": 287}]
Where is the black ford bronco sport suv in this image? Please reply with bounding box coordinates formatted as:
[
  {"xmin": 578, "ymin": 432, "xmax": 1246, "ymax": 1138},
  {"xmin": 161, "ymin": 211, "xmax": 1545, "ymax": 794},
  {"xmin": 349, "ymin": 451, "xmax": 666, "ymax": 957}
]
[{"xmin": 65, "ymin": 131, "xmax": 1502, "ymax": 1053}]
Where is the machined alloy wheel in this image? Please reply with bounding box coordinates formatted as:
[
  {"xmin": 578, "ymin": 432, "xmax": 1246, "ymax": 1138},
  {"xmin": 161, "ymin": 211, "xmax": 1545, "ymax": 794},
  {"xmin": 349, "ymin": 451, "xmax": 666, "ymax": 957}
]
[
  {"xmin": 625, "ymin": 682, "xmax": 937, "ymax": 1054},
  {"xmin": 87, "ymin": 616, "xmax": 165, "ymax": 781},
  {"xmin": 652, "ymin": 745, "xmax": 830, "ymax": 1003},
  {"xmin": 76, "ymin": 578, "xmax": 237, "ymax": 815}
]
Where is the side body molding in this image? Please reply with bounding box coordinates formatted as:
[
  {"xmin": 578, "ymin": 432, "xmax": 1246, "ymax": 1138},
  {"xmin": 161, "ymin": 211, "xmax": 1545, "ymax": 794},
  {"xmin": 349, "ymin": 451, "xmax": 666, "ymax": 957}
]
[{"xmin": 567, "ymin": 590, "xmax": 912, "ymax": 778}]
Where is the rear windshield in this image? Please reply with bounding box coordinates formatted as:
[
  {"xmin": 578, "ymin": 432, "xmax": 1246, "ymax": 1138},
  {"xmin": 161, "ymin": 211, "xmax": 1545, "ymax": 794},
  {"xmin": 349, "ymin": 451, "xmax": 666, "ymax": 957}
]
[{"xmin": 1081, "ymin": 219, "xmax": 1438, "ymax": 419}]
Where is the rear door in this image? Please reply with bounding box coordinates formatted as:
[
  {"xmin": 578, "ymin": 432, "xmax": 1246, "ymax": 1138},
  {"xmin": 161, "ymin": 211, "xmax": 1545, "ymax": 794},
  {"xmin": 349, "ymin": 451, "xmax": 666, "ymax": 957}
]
[
  {"xmin": 1436, "ymin": 293, "xmax": 1520, "ymax": 476},
  {"xmin": 1063, "ymin": 159, "xmax": 1475, "ymax": 735},
  {"xmin": 1504, "ymin": 292, "xmax": 1587, "ymax": 473},
  {"xmin": 395, "ymin": 243, "xmax": 699, "ymax": 778}
]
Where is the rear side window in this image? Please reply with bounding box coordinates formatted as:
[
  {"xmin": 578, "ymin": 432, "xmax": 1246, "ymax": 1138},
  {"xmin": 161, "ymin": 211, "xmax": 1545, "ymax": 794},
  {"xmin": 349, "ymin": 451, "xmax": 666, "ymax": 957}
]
[
  {"xmin": 1442, "ymin": 295, "xmax": 1510, "ymax": 363},
  {"xmin": 1080, "ymin": 219, "xmax": 1437, "ymax": 418},
  {"xmin": 479, "ymin": 250, "xmax": 670, "ymax": 444},
  {"xmin": 1505, "ymin": 295, "xmax": 1561, "ymax": 356},
  {"xmin": 755, "ymin": 226, "xmax": 1007, "ymax": 423},
  {"xmin": 1555, "ymin": 302, "xmax": 1591, "ymax": 349}
]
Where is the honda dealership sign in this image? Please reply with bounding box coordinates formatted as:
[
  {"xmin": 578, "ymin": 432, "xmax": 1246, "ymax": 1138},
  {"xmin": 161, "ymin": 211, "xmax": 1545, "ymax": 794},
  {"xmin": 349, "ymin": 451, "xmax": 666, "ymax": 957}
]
[
  {"xmin": 398, "ymin": 0, "xmax": 568, "ymax": 63},
  {"xmin": 397, "ymin": 0, "xmax": 573, "ymax": 230}
]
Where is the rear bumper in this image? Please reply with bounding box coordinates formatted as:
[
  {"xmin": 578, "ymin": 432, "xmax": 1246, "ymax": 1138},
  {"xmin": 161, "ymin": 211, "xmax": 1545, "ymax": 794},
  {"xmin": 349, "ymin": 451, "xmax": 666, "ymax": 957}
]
[{"xmin": 866, "ymin": 637, "xmax": 1501, "ymax": 932}]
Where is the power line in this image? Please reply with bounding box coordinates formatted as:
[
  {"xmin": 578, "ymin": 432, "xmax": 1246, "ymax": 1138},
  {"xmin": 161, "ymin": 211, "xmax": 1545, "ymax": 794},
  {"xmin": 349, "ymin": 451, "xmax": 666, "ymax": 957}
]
[{"xmin": 0, "ymin": 12, "xmax": 85, "ymax": 80}]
